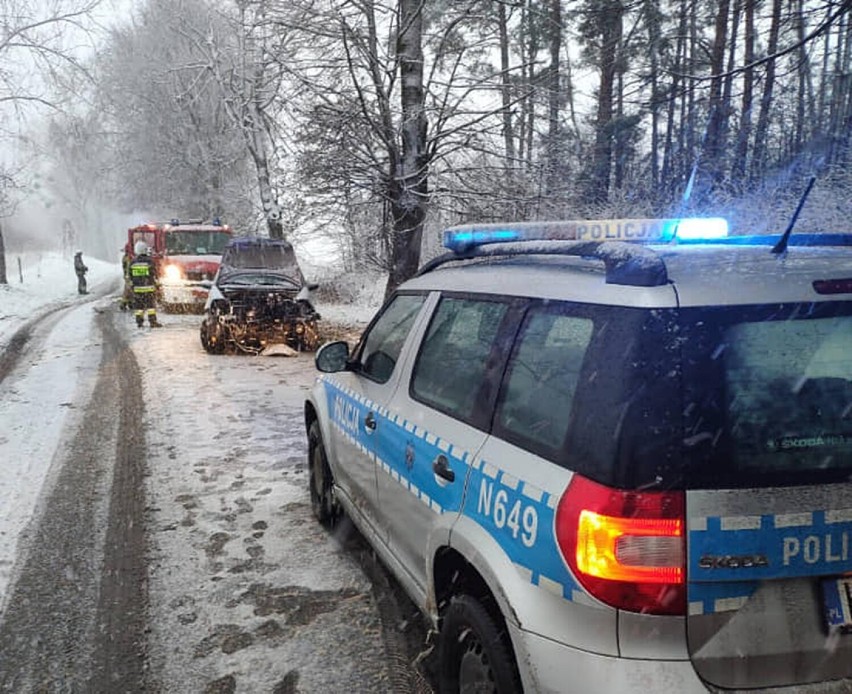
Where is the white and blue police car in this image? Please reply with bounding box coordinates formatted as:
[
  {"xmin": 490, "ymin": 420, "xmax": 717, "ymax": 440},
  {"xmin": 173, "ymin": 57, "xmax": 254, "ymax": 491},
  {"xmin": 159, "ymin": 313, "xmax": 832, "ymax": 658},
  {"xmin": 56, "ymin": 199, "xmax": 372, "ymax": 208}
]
[{"xmin": 304, "ymin": 217, "xmax": 852, "ymax": 693}]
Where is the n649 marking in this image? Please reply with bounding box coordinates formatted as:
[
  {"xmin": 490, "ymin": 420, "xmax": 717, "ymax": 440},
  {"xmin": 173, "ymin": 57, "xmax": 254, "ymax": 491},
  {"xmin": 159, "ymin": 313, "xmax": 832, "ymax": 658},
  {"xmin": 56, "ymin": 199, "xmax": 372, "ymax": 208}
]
[{"xmin": 477, "ymin": 479, "xmax": 539, "ymax": 548}]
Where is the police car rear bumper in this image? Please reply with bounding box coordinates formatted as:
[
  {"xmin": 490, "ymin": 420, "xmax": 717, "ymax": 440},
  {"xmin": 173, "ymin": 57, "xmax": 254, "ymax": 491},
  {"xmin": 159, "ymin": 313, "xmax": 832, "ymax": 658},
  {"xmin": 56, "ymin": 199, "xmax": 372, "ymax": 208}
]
[
  {"xmin": 511, "ymin": 624, "xmax": 709, "ymax": 693},
  {"xmin": 514, "ymin": 625, "xmax": 852, "ymax": 693}
]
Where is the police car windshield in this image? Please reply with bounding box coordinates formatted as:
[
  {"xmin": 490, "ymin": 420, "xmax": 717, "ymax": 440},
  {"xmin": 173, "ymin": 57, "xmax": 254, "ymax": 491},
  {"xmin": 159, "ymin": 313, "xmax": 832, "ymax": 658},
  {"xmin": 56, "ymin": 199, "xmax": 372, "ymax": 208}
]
[{"xmin": 680, "ymin": 302, "xmax": 852, "ymax": 489}]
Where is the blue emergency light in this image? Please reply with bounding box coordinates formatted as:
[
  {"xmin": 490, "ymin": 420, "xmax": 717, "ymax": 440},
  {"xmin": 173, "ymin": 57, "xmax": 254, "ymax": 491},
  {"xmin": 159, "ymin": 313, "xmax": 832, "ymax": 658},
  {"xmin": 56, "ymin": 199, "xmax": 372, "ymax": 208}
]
[
  {"xmin": 442, "ymin": 218, "xmax": 729, "ymax": 252},
  {"xmin": 671, "ymin": 217, "xmax": 729, "ymax": 240}
]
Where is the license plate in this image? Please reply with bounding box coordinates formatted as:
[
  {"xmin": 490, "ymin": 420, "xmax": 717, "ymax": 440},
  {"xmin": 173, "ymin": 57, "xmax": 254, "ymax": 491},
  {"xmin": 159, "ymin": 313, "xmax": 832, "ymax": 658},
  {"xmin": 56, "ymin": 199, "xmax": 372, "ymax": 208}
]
[{"xmin": 822, "ymin": 576, "xmax": 852, "ymax": 629}]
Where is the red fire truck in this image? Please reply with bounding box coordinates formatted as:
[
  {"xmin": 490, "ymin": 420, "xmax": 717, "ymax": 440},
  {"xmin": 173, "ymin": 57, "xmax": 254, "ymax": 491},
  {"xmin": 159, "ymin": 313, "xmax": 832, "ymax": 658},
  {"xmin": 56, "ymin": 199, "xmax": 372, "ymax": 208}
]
[{"xmin": 125, "ymin": 219, "xmax": 234, "ymax": 312}]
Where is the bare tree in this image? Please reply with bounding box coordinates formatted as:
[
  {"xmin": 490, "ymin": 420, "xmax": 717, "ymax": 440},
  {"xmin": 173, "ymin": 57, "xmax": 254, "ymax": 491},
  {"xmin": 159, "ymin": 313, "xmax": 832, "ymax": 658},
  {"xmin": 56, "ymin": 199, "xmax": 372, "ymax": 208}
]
[
  {"xmin": 0, "ymin": 0, "xmax": 102, "ymax": 283},
  {"xmin": 96, "ymin": 0, "xmax": 252, "ymax": 222},
  {"xmin": 288, "ymin": 0, "xmax": 541, "ymax": 290},
  {"xmin": 183, "ymin": 0, "xmax": 294, "ymax": 238}
]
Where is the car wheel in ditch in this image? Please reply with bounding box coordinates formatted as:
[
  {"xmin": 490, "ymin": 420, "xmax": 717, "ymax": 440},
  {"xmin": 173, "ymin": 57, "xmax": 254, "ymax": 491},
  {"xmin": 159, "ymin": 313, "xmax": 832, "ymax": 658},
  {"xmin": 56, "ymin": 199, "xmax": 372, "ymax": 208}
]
[
  {"xmin": 200, "ymin": 320, "xmax": 224, "ymax": 354},
  {"xmin": 308, "ymin": 421, "xmax": 337, "ymax": 526},
  {"xmin": 438, "ymin": 594, "xmax": 521, "ymax": 694}
]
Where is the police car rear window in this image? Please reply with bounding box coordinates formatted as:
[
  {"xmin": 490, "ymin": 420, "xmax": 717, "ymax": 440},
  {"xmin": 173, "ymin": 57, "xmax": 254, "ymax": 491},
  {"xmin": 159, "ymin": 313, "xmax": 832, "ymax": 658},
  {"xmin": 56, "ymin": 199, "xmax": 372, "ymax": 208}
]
[{"xmin": 681, "ymin": 302, "xmax": 852, "ymax": 489}]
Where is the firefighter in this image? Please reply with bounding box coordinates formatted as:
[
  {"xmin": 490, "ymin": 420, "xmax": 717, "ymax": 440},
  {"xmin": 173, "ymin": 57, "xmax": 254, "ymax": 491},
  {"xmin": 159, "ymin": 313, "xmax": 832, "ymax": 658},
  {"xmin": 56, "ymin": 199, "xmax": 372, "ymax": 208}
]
[
  {"xmin": 129, "ymin": 241, "xmax": 162, "ymax": 328},
  {"xmin": 120, "ymin": 241, "xmax": 134, "ymax": 310},
  {"xmin": 74, "ymin": 251, "xmax": 88, "ymax": 295}
]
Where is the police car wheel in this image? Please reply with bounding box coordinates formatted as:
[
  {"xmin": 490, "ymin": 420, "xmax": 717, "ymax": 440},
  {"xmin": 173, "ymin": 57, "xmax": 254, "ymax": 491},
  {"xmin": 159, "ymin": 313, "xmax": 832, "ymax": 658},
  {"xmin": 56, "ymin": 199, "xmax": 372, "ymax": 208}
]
[
  {"xmin": 308, "ymin": 422, "xmax": 337, "ymax": 527},
  {"xmin": 438, "ymin": 594, "xmax": 521, "ymax": 694}
]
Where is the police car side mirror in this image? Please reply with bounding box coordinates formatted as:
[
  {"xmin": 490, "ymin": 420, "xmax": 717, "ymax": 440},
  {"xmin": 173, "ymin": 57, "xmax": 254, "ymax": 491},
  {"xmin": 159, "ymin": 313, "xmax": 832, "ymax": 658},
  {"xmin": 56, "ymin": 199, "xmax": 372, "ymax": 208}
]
[{"xmin": 315, "ymin": 341, "xmax": 350, "ymax": 373}]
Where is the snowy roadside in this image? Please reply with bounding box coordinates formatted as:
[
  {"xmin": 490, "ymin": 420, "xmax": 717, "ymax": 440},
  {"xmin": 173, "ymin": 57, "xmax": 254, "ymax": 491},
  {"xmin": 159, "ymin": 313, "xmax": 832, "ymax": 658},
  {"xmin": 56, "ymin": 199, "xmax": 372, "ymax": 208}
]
[
  {"xmin": 0, "ymin": 251, "xmax": 383, "ymax": 615},
  {"xmin": 0, "ymin": 252, "xmax": 122, "ymax": 346},
  {"xmin": 130, "ymin": 313, "xmax": 394, "ymax": 691},
  {"xmin": 0, "ymin": 253, "xmax": 122, "ymax": 608},
  {"xmin": 0, "ymin": 250, "xmax": 396, "ymax": 690}
]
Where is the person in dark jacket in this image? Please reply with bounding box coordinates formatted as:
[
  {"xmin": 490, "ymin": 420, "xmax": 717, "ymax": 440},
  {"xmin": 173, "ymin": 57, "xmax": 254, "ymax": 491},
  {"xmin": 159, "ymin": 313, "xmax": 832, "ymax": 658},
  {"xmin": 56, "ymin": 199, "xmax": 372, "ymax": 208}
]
[
  {"xmin": 74, "ymin": 251, "xmax": 88, "ymax": 295},
  {"xmin": 129, "ymin": 241, "xmax": 162, "ymax": 327}
]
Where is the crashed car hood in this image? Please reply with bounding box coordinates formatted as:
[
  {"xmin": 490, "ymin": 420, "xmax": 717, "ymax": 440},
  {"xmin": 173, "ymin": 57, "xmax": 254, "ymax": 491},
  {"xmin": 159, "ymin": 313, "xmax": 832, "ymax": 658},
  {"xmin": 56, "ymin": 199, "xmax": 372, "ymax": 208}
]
[{"xmin": 216, "ymin": 270, "xmax": 303, "ymax": 291}]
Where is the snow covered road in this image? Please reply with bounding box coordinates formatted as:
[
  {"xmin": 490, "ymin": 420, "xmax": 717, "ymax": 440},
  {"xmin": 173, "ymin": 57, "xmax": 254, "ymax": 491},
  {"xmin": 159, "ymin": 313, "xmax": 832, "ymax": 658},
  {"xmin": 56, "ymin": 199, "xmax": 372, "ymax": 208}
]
[{"xmin": 0, "ymin": 259, "xmax": 433, "ymax": 692}]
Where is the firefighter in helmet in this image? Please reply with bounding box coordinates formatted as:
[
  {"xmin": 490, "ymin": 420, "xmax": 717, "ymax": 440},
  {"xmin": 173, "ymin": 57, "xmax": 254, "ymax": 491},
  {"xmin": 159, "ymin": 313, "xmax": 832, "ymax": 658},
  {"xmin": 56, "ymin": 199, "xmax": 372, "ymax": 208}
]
[{"xmin": 129, "ymin": 241, "xmax": 162, "ymax": 328}]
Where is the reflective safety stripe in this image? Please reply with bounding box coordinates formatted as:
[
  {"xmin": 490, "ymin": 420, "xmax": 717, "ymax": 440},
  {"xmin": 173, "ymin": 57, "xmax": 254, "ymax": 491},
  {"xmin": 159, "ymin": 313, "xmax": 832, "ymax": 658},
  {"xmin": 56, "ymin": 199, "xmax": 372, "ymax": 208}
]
[
  {"xmin": 322, "ymin": 376, "xmax": 581, "ymax": 603},
  {"xmin": 688, "ymin": 511, "xmax": 852, "ymax": 614},
  {"xmin": 689, "ymin": 512, "xmax": 852, "ymax": 582},
  {"xmin": 132, "ymin": 286, "xmax": 156, "ymax": 293},
  {"xmin": 462, "ymin": 453, "xmax": 580, "ymax": 601}
]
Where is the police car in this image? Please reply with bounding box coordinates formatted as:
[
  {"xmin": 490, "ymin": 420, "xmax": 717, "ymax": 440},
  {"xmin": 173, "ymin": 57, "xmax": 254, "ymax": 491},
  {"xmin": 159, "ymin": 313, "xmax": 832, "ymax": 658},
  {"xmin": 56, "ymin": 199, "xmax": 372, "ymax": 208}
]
[{"xmin": 303, "ymin": 217, "xmax": 852, "ymax": 693}]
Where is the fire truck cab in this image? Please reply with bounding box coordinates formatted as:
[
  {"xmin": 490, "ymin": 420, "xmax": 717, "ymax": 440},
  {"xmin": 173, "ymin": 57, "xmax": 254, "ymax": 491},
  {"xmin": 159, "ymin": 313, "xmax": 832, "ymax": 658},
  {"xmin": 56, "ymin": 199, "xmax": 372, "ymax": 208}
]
[{"xmin": 126, "ymin": 219, "xmax": 233, "ymax": 312}]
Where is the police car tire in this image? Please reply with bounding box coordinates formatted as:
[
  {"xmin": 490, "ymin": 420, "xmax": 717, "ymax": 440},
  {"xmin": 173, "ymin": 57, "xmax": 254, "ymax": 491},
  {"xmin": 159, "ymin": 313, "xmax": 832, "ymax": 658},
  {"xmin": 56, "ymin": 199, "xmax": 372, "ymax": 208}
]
[
  {"xmin": 438, "ymin": 594, "xmax": 521, "ymax": 694},
  {"xmin": 308, "ymin": 422, "xmax": 337, "ymax": 527}
]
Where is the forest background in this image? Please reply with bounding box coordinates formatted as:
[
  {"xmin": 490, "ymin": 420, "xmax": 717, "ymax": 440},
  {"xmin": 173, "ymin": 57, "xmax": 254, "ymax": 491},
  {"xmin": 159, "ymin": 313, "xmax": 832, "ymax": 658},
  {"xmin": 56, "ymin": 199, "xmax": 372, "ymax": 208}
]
[{"xmin": 1, "ymin": 0, "xmax": 851, "ymax": 294}]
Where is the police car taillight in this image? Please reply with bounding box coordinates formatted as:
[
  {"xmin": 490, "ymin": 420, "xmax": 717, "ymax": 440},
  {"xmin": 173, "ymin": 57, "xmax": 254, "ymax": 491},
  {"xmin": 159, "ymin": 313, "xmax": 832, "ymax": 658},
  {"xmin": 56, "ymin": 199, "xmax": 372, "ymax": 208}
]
[{"xmin": 555, "ymin": 474, "xmax": 686, "ymax": 616}]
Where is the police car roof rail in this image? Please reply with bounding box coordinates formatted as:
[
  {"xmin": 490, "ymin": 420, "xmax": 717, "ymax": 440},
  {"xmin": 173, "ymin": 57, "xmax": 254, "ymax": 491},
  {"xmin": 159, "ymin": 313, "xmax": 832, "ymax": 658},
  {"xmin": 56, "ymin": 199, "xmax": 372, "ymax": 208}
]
[{"xmin": 417, "ymin": 240, "xmax": 669, "ymax": 287}]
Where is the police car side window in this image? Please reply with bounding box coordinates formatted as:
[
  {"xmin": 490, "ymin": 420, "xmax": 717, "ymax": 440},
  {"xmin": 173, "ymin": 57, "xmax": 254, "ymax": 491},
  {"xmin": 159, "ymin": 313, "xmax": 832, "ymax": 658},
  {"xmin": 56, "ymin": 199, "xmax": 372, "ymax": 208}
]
[
  {"xmin": 411, "ymin": 297, "xmax": 508, "ymax": 422},
  {"xmin": 495, "ymin": 309, "xmax": 593, "ymax": 454},
  {"xmin": 358, "ymin": 294, "xmax": 425, "ymax": 384}
]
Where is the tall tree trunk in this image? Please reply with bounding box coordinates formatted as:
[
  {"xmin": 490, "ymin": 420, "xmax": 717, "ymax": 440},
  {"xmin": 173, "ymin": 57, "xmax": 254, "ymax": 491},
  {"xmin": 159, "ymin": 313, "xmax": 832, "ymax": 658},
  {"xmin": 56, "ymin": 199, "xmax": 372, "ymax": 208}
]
[
  {"xmin": 498, "ymin": 1, "xmax": 515, "ymax": 168},
  {"xmin": 733, "ymin": 0, "xmax": 756, "ymax": 185},
  {"xmin": 585, "ymin": 0, "xmax": 623, "ymax": 204},
  {"xmin": 793, "ymin": 0, "xmax": 807, "ymax": 154},
  {"xmin": 249, "ymin": 71, "xmax": 283, "ymax": 239},
  {"xmin": 519, "ymin": 0, "xmax": 540, "ymax": 171},
  {"xmin": 817, "ymin": 16, "xmax": 832, "ymax": 134},
  {"xmin": 386, "ymin": 0, "xmax": 428, "ymax": 295},
  {"xmin": 0, "ymin": 224, "xmax": 6, "ymax": 285},
  {"xmin": 614, "ymin": 58, "xmax": 626, "ymax": 189},
  {"xmin": 750, "ymin": 0, "xmax": 782, "ymax": 181},
  {"xmin": 644, "ymin": 0, "xmax": 662, "ymax": 192},
  {"xmin": 720, "ymin": 0, "xmax": 740, "ymax": 178},
  {"xmin": 662, "ymin": 0, "xmax": 688, "ymax": 199},
  {"xmin": 701, "ymin": 0, "xmax": 730, "ymax": 189},
  {"xmin": 544, "ymin": 0, "xmax": 563, "ymax": 197}
]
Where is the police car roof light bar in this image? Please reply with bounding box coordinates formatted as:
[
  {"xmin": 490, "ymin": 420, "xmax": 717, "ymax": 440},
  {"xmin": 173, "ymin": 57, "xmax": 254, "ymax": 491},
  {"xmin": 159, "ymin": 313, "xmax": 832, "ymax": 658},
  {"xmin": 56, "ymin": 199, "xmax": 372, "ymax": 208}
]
[{"xmin": 442, "ymin": 217, "xmax": 728, "ymax": 253}]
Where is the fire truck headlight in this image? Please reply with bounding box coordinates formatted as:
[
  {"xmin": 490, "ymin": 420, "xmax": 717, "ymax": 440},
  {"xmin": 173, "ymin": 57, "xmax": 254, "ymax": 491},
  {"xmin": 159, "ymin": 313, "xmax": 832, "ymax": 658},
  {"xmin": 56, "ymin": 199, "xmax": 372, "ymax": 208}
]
[{"xmin": 163, "ymin": 264, "xmax": 183, "ymax": 282}]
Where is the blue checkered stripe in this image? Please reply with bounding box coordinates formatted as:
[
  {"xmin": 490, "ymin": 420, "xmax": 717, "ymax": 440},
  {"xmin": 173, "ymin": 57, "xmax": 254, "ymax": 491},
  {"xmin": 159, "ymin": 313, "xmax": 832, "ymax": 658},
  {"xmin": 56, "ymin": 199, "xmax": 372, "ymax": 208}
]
[
  {"xmin": 688, "ymin": 509, "xmax": 852, "ymax": 615},
  {"xmin": 322, "ymin": 377, "xmax": 585, "ymax": 604}
]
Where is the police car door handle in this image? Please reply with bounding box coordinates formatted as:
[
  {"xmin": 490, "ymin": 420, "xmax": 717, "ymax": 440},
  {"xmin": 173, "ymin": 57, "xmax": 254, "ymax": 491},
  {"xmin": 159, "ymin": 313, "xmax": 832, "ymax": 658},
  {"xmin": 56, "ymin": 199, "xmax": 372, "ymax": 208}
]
[
  {"xmin": 364, "ymin": 411, "xmax": 377, "ymax": 431},
  {"xmin": 432, "ymin": 454, "xmax": 455, "ymax": 483}
]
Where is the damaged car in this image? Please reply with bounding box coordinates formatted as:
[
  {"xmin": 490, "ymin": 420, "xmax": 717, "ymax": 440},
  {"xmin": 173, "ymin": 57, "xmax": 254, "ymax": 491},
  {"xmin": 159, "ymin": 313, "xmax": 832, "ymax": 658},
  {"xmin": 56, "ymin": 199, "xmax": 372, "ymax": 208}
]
[{"xmin": 199, "ymin": 236, "xmax": 320, "ymax": 354}]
